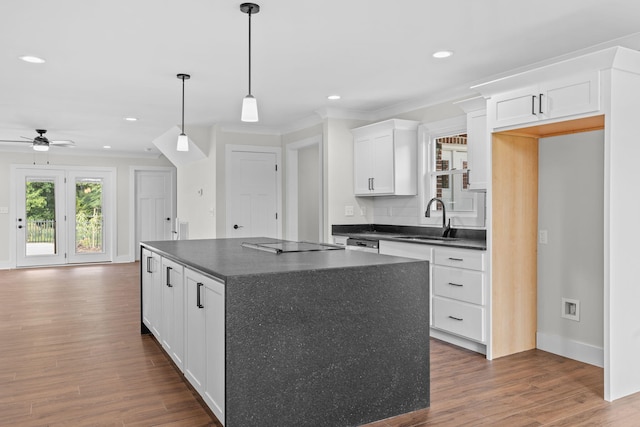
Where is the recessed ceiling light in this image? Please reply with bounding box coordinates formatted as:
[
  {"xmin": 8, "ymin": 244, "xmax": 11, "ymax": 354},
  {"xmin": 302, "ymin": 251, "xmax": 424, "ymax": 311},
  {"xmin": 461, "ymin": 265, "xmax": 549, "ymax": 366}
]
[
  {"xmin": 103, "ymin": 145, "xmax": 111, "ymax": 149},
  {"xmin": 432, "ymin": 51, "xmax": 453, "ymax": 59},
  {"xmin": 19, "ymin": 55, "xmax": 46, "ymax": 64},
  {"xmin": 327, "ymin": 95, "xmax": 341, "ymax": 100},
  {"xmin": 124, "ymin": 117, "xmax": 138, "ymax": 122}
]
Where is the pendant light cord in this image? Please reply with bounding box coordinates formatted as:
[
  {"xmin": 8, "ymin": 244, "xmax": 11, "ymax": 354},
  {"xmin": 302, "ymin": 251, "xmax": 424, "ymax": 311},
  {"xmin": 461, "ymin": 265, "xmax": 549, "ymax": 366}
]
[
  {"xmin": 181, "ymin": 76, "xmax": 185, "ymax": 134},
  {"xmin": 248, "ymin": 9, "xmax": 252, "ymax": 96}
]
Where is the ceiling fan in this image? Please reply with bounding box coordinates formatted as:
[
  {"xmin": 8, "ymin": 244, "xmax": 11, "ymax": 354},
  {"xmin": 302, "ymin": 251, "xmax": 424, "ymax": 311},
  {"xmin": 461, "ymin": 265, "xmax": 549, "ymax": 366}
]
[{"xmin": 0, "ymin": 129, "xmax": 75, "ymax": 151}]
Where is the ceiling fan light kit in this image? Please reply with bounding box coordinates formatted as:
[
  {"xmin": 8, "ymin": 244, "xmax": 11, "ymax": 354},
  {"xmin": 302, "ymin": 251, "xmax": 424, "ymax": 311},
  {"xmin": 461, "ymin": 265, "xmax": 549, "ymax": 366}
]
[
  {"xmin": 177, "ymin": 73, "xmax": 191, "ymax": 152},
  {"xmin": 240, "ymin": 3, "xmax": 260, "ymax": 122}
]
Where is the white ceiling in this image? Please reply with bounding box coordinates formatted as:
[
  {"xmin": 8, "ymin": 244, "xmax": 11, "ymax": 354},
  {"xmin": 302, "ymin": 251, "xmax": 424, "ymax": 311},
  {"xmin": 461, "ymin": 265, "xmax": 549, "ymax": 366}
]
[{"xmin": 2, "ymin": 0, "xmax": 640, "ymax": 156}]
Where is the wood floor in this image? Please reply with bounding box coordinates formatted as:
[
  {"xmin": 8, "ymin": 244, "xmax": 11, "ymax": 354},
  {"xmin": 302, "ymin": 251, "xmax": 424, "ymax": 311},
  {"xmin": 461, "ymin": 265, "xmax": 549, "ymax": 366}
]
[{"xmin": 1, "ymin": 263, "xmax": 640, "ymax": 426}]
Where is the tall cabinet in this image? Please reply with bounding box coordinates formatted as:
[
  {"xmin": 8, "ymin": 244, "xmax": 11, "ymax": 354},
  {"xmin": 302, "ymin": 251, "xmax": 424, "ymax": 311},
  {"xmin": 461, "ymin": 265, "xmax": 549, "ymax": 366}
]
[{"xmin": 473, "ymin": 46, "xmax": 640, "ymax": 402}]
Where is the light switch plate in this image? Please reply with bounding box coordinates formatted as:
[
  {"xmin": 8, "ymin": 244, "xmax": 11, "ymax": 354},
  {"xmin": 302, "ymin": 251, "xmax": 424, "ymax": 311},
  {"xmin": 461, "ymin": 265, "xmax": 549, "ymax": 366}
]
[
  {"xmin": 0, "ymin": 207, "xmax": 8, "ymax": 214},
  {"xmin": 344, "ymin": 205, "xmax": 354, "ymax": 216},
  {"xmin": 539, "ymin": 230, "xmax": 548, "ymax": 244}
]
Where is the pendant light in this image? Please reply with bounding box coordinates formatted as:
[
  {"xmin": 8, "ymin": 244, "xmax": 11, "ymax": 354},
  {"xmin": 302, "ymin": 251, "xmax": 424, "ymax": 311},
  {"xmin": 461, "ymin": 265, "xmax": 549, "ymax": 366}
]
[
  {"xmin": 177, "ymin": 73, "xmax": 191, "ymax": 151},
  {"xmin": 240, "ymin": 3, "xmax": 260, "ymax": 122}
]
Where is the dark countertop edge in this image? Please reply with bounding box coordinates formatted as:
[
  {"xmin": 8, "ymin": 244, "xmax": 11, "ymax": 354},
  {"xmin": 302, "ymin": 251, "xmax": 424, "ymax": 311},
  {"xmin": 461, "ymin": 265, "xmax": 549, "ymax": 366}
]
[
  {"xmin": 332, "ymin": 224, "xmax": 487, "ymax": 251},
  {"xmin": 141, "ymin": 240, "xmax": 429, "ymax": 282},
  {"xmin": 141, "ymin": 242, "xmax": 229, "ymax": 281}
]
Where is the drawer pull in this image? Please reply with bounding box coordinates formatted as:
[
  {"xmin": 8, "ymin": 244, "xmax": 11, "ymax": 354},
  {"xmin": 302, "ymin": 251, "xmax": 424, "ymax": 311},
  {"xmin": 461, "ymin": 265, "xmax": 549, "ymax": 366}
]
[
  {"xmin": 448, "ymin": 315, "xmax": 463, "ymax": 321},
  {"xmin": 448, "ymin": 257, "xmax": 464, "ymax": 262},
  {"xmin": 448, "ymin": 282, "xmax": 463, "ymax": 287}
]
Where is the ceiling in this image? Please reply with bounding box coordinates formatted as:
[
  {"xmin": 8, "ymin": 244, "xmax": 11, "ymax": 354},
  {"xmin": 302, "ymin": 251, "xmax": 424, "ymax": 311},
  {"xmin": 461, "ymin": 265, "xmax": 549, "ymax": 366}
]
[{"xmin": 2, "ymin": 0, "xmax": 640, "ymax": 156}]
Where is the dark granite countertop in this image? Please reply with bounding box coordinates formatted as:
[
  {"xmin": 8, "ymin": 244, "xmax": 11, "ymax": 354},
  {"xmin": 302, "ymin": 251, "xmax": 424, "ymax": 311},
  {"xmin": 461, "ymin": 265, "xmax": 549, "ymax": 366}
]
[
  {"xmin": 332, "ymin": 224, "xmax": 487, "ymax": 251},
  {"xmin": 141, "ymin": 237, "xmax": 423, "ymax": 281}
]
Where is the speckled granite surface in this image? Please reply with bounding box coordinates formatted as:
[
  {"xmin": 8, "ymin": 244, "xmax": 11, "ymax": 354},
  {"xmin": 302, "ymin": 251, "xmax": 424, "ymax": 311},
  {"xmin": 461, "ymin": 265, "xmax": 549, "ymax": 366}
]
[{"xmin": 141, "ymin": 238, "xmax": 430, "ymax": 427}]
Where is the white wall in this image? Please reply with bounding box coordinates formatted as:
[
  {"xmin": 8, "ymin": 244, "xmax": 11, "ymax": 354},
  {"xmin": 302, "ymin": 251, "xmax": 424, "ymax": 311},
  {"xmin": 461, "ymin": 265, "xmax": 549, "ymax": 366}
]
[
  {"xmin": 297, "ymin": 144, "xmax": 320, "ymax": 241},
  {"xmin": 176, "ymin": 125, "xmax": 217, "ymax": 239},
  {"xmin": 324, "ymin": 117, "xmax": 372, "ymax": 241},
  {"xmin": 0, "ymin": 150, "xmax": 173, "ymax": 266},
  {"xmin": 537, "ymin": 131, "xmax": 604, "ymax": 366}
]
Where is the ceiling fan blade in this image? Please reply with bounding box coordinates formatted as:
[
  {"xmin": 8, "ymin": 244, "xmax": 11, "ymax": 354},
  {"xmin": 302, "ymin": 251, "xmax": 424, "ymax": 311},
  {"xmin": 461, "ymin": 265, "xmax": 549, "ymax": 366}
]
[
  {"xmin": 0, "ymin": 139, "xmax": 32, "ymax": 143},
  {"xmin": 50, "ymin": 140, "xmax": 75, "ymax": 146}
]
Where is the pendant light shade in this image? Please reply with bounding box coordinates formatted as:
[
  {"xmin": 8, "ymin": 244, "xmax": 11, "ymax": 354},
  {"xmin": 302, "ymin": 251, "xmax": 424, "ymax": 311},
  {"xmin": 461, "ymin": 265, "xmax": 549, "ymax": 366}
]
[
  {"xmin": 240, "ymin": 3, "xmax": 260, "ymax": 122},
  {"xmin": 177, "ymin": 133, "xmax": 189, "ymax": 151},
  {"xmin": 177, "ymin": 73, "xmax": 191, "ymax": 151},
  {"xmin": 241, "ymin": 94, "xmax": 259, "ymax": 122}
]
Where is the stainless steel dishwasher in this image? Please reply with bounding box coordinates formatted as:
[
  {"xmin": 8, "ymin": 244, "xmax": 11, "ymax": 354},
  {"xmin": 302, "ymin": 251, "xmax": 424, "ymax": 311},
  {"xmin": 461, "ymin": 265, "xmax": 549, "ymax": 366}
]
[{"xmin": 346, "ymin": 237, "xmax": 379, "ymax": 253}]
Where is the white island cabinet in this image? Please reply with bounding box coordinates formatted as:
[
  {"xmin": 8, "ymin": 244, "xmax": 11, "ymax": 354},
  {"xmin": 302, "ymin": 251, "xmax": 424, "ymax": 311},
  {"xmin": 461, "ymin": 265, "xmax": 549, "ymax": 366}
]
[
  {"xmin": 161, "ymin": 257, "xmax": 185, "ymax": 371},
  {"xmin": 184, "ymin": 268, "xmax": 226, "ymax": 425},
  {"xmin": 352, "ymin": 119, "xmax": 418, "ymax": 196},
  {"xmin": 141, "ymin": 248, "xmax": 162, "ymax": 340}
]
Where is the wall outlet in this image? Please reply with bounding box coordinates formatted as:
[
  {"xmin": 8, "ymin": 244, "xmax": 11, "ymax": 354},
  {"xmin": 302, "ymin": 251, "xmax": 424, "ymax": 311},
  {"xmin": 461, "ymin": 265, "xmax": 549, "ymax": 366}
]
[
  {"xmin": 344, "ymin": 205, "xmax": 354, "ymax": 216},
  {"xmin": 561, "ymin": 297, "xmax": 580, "ymax": 321},
  {"xmin": 0, "ymin": 207, "xmax": 8, "ymax": 214},
  {"xmin": 539, "ymin": 230, "xmax": 548, "ymax": 244}
]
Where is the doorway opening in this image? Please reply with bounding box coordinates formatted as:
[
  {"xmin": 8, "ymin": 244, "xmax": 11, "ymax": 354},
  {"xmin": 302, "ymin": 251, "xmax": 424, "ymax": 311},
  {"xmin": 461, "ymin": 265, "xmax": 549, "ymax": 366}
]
[{"xmin": 285, "ymin": 135, "xmax": 323, "ymax": 242}]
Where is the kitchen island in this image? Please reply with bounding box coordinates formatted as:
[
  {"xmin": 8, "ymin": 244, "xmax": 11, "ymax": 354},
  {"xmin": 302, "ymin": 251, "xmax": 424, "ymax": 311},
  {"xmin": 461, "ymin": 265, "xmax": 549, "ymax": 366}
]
[{"xmin": 140, "ymin": 238, "xmax": 430, "ymax": 427}]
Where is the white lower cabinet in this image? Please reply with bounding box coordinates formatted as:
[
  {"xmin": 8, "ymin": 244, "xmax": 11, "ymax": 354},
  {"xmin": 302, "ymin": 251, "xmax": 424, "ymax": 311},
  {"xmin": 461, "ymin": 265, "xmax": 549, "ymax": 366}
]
[
  {"xmin": 431, "ymin": 246, "xmax": 486, "ymax": 343},
  {"xmin": 161, "ymin": 257, "xmax": 185, "ymax": 371},
  {"xmin": 432, "ymin": 297, "xmax": 484, "ymax": 342},
  {"xmin": 184, "ymin": 268, "xmax": 226, "ymax": 426},
  {"xmin": 379, "ymin": 240, "xmax": 487, "ymax": 351}
]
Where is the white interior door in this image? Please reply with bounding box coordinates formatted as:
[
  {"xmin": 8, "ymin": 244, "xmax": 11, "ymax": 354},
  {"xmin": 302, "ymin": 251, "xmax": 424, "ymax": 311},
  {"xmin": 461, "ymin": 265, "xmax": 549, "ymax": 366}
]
[
  {"xmin": 227, "ymin": 148, "xmax": 280, "ymax": 238},
  {"xmin": 135, "ymin": 170, "xmax": 174, "ymax": 255},
  {"xmin": 16, "ymin": 168, "xmax": 67, "ymax": 267}
]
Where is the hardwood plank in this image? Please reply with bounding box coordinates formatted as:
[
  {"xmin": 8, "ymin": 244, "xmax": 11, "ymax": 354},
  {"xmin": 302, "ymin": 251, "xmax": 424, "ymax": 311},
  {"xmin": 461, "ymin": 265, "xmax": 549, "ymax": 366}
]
[{"xmin": 2, "ymin": 263, "xmax": 640, "ymax": 426}]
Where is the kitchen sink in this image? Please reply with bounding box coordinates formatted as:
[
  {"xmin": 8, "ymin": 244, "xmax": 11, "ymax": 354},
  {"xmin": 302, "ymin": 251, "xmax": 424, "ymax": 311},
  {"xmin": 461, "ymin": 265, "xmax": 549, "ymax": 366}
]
[{"xmin": 397, "ymin": 235, "xmax": 459, "ymax": 242}]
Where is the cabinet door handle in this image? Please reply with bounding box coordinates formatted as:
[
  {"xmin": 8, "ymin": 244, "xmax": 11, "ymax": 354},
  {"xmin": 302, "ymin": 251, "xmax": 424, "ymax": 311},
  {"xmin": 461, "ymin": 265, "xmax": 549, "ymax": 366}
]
[
  {"xmin": 368, "ymin": 177, "xmax": 372, "ymax": 191},
  {"xmin": 196, "ymin": 282, "xmax": 204, "ymax": 308},
  {"xmin": 448, "ymin": 257, "xmax": 464, "ymax": 262},
  {"xmin": 532, "ymin": 95, "xmax": 537, "ymax": 115},
  {"xmin": 448, "ymin": 315, "xmax": 463, "ymax": 321},
  {"xmin": 539, "ymin": 93, "xmax": 544, "ymax": 114},
  {"xmin": 166, "ymin": 266, "xmax": 173, "ymax": 287},
  {"xmin": 448, "ymin": 282, "xmax": 463, "ymax": 287},
  {"xmin": 146, "ymin": 256, "xmax": 152, "ymax": 273},
  {"xmin": 371, "ymin": 177, "xmax": 375, "ymax": 191}
]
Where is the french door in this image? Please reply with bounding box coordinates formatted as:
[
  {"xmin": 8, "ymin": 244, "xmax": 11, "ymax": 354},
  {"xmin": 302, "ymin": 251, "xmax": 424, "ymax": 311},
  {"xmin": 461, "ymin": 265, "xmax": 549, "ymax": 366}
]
[{"xmin": 15, "ymin": 166, "xmax": 113, "ymax": 267}]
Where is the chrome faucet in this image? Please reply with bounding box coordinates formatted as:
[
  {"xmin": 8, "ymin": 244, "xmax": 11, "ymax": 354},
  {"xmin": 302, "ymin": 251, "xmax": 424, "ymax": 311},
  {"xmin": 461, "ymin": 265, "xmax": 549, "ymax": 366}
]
[{"xmin": 425, "ymin": 197, "xmax": 451, "ymax": 237}]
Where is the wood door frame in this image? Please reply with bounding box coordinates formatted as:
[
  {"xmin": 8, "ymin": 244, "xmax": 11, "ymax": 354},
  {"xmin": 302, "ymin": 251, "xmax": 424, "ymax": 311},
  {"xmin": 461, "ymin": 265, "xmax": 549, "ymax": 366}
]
[
  {"xmin": 285, "ymin": 135, "xmax": 324, "ymax": 242},
  {"xmin": 224, "ymin": 145, "xmax": 282, "ymax": 239},
  {"xmin": 128, "ymin": 166, "xmax": 177, "ymax": 262}
]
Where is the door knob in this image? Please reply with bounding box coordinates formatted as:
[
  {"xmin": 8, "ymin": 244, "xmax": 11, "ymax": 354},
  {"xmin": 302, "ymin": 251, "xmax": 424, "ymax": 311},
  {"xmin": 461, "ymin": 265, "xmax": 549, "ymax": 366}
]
[
  {"xmin": 18, "ymin": 225, "xmax": 23, "ymax": 229},
  {"xmin": 233, "ymin": 224, "xmax": 243, "ymax": 229},
  {"xmin": 166, "ymin": 217, "xmax": 171, "ymax": 221}
]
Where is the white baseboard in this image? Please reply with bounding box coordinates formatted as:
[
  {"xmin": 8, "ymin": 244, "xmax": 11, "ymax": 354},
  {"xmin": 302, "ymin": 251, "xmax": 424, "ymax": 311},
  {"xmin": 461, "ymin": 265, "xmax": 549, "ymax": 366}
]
[
  {"xmin": 430, "ymin": 328, "xmax": 487, "ymax": 355},
  {"xmin": 114, "ymin": 255, "xmax": 136, "ymax": 263},
  {"xmin": 537, "ymin": 332, "xmax": 604, "ymax": 368},
  {"xmin": 0, "ymin": 261, "xmax": 12, "ymax": 270}
]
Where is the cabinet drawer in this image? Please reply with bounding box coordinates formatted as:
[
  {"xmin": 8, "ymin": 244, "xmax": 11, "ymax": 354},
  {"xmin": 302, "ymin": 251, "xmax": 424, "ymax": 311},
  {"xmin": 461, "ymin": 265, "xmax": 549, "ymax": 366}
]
[
  {"xmin": 432, "ymin": 265, "xmax": 484, "ymax": 305},
  {"xmin": 379, "ymin": 240, "xmax": 432, "ymax": 261},
  {"xmin": 433, "ymin": 297, "xmax": 485, "ymax": 342},
  {"xmin": 433, "ymin": 247, "xmax": 485, "ymax": 271}
]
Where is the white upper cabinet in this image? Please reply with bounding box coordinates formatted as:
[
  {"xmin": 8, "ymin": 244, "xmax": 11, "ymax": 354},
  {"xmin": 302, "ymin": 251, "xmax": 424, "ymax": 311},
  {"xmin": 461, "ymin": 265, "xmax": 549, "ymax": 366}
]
[
  {"xmin": 352, "ymin": 119, "xmax": 418, "ymax": 196},
  {"xmin": 466, "ymin": 109, "xmax": 488, "ymax": 190},
  {"xmin": 490, "ymin": 71, "xmax": 600, "ymax": 128}
]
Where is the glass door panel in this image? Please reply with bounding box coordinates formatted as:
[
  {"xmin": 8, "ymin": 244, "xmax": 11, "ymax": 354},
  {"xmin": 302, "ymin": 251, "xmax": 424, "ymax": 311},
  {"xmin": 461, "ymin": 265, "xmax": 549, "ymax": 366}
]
[
  {"xmin": 67, "ymin": 171, "xmax": 112, "ymax": 264},
  {"xmin": 16, "ymin": 169, "xmax": 66, "ymax": 267}
]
